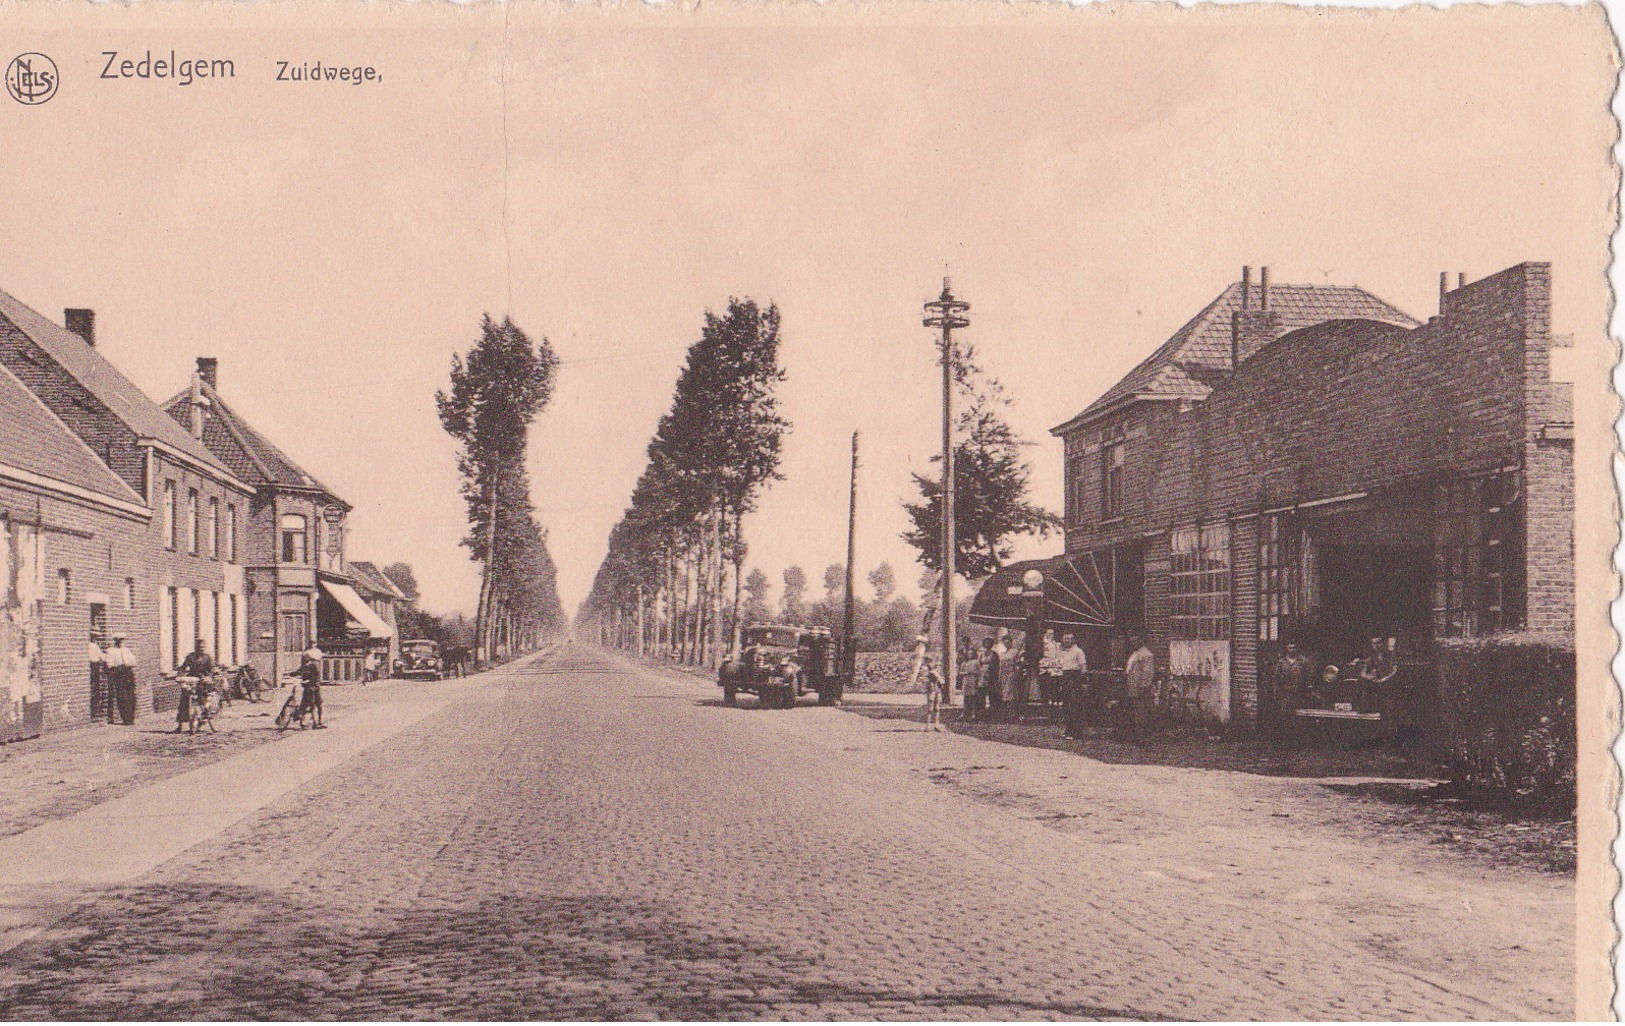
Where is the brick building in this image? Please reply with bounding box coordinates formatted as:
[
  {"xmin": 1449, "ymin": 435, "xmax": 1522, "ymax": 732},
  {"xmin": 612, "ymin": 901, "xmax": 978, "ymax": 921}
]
[
  {"xmin": 1042, "ymin": 263, "xmax": 1572, "ymax": 723},
  {"xmin": 0, "ymin": 362, "xmax": 153, "ymax": 738},
  {"xmin": 163, "ymin": 361, "xmax": 390, "ymax": 684},
  {"xmin": 0, "ymin": 292, "xmax": 254, "ymax": 723}
]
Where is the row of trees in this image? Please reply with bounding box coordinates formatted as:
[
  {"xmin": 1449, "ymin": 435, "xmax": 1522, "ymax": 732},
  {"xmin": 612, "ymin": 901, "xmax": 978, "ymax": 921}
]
[
  {"xmin": 378, "ymin": 562, "xmax": 478, "ymax": 652},
  {"xmin": 576, "ymin": 299, "xmax": 789, "ymax": 665},
  {"xmin": 437, "ymin": 316, "xmax": 569, "ymax": 661},
  {"xmin": 738, "ymin": 562, "xmax": 964, "ymax": 652},
  {"xmin": 580, "ymin": 298, "xmax": 1059, "ymax": 663}
]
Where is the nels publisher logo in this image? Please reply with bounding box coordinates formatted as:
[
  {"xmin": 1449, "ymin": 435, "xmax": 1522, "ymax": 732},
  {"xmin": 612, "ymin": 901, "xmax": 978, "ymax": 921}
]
[{"xmin": 6, "ymin": 52, "xmax": 58, "ymax": 105}]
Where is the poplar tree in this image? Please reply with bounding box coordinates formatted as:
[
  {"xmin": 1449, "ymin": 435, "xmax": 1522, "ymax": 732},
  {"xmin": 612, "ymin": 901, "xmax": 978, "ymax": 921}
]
[{"xmin": 437, "ymin": 315, "xmax": 562, "ymax": 661}]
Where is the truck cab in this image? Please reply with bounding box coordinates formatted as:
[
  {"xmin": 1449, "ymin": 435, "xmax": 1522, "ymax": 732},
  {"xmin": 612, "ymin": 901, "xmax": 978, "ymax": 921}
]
[{"xmin": 718, "ymin": 624, "xmax": 847, "ymax": 709}]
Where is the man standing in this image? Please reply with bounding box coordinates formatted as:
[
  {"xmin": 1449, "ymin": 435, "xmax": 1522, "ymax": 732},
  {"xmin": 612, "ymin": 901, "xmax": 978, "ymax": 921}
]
[
  {"xmin": 1121, "ymin": 635, "xmax": 1156, "ymax": 739},
  {"xmin": 1272, "ymin": 642, "xmax": 1315, "ymax": 743},
  {"xmin": 1039, "ymin": 629, "xmax": 1063, "ymax": 711},
  {"xmin": 299, "ymin": 649, "xmax": 325, "ymax": 729},
  {"xmin": 1056, "ymin": 632, "xmax": 1089, "ymax": 738},
  {"xmin": 104, "ymin": 633, "xmax": 138, "ymax": 725}
]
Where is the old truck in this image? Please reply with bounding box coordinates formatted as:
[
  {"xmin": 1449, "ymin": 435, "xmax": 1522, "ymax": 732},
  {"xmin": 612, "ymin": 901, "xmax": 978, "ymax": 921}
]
[{"xmin": 718, "ymin": 624, "xmax": 849, "ymax": 709}]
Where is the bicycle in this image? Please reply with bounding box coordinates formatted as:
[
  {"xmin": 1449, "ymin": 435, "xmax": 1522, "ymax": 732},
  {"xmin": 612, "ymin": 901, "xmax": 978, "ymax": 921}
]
[
  {"xmin": 226, "ymin": 664, "xmax": 266, "ymax": 704},
  {"xmin": 275, "ymin": 678, "xmax": 315, "ymax": 732},
  {"xmin": 175, "ymin": 675, "xmax": 220, "ymax": 734}
]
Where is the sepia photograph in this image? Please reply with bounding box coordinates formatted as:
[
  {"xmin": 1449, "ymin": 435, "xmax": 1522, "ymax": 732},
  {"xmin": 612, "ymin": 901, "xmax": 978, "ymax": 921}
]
[{"xmin": 0, "ymin": 2, "xmax": 1614, "ymax": 1020}]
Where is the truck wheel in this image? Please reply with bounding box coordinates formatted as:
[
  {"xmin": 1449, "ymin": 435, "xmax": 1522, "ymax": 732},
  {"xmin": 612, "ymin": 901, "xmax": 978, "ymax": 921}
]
[
  {"xmin": 723, "ymin": 684, "xmax": 737, "ymax": 706},
  {"xmin": 782, "ymin": 686, "xmax": 796, "ymax": 709},
  {"xmin": 817, "ymin": 686, "xmax": 839, "ymax": 706}
]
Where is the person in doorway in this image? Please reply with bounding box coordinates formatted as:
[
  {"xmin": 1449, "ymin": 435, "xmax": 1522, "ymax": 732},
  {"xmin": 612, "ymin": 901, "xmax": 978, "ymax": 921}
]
[
  {"xmin": 365, "ymin": 650, "xmax": 381, "ymax": 684},
  {"xmin": 1116, "ymin": 634, "xmax": 1156, "ymax": 741},
  {"xmin": 88, "ymin": 632, "xmax": 107, "ymax": 723},
  {"xmin": 1358, "ymin": 636, "xmax": 1399, "ymax": 721},
  {"xmin": 298, "ymin": 650, "xmax": 325, "ymax": 728},
  {"xmin": 104, "ymin": 634, "xmax": 137, "ymax": 725},
  {"xmin": 1271, "ymin": 642, "xmax": 1316, "ymax": 740},
  {"xmin": 1056, "ymin": 632, "xmax": 1090, "ymax": 738}
]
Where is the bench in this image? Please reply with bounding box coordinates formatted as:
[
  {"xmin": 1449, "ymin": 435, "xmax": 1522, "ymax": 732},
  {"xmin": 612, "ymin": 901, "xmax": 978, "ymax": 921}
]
[{"xmin": 1293, "ymin": 707, "xmax": 1384, "ymax": 747}]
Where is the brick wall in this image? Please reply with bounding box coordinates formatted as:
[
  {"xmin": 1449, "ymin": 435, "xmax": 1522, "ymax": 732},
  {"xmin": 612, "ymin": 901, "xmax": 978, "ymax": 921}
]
[
  {"xmin": 1230, "ymin": 517, "xmax": 1259, "ymax": 718},
  {"xmin": 1523, "ymin": 438, "xmax": 1574, "ymax": 633},
  {"xmin": 0, "ymin": 479, "xmax": 153, "ymax": 732}
]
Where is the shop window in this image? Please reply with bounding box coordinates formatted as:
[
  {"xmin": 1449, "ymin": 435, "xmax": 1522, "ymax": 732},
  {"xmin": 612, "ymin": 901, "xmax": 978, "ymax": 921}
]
[
  {"xmin": 186, "ymin": 488, "xmax": 199, "ymax": 555},
  {"xmin": 1258, "ymin": 515, "xmax": 1298, "ymax": 643},
  {"xmin": 1101, "ymin": 427, "xmax": 1125, "ymax": 520},
  {"xmin": 192, "ymin": 589, "xmax": 202, "ymax": 652},
  {"xmin": 281, "ymin": 513, "xmax": 308, "ymax": 564},
  {"xmin": 230, "ymin": 594, "xmax": 240, "ymax": 664},
  {"xmin": 162, "ymin": 480, "xmax": 176, "ymax": 549},
  {"xmin": 1431, "ymin": 472, "xmax": 1522, "ymax": 637},
  {"xmin": 1170, "ymin": 523, "xmax": 1231, "ymax": 640}
]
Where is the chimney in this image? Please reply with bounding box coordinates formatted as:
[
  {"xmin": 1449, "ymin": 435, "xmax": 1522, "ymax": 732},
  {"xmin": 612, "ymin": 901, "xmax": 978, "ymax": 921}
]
[
  {"xmin": 1259, "ymin": 266, "xmax": 1270, "ymax": 311},
  {"xmin": 196, "ymin": 357, "xmax": 218, "ymax": 390},
  {"xmin": 1439, "ymin": 271, "xmax": 1450, "ymax": 317},
  {"xmin": 1240, "ymin": 266, "xmax": 1252, "ymax": 311},
  {"xmin": 64, "ymin": 308, "xmax": 95, "ymax": 348},
  {"xmin": 1458, "ymin": 272, "xmax": 1466, "ymax": 289},
  {"xmin": 188, "ymin": 372, "xmax": 205, "ymax": 439}
]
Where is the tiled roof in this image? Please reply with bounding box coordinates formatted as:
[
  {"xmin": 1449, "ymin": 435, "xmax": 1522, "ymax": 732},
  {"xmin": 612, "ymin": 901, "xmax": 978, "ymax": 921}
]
[
  {"xmin": 1054, "ymin": 281, "xmax": 1419, "ymax": 432},
  {"xmin": 0, "ymin": 289, "xmax": 233, "ymax": 476},
  {"xmin": 349, "ymin": 561, "xmax": 407, "ymax": 600},
  {"xmin": 163, "ymin": 380, "xmax": 347, "ymax": 504},
  {"xmin": 0, "ymin": 362, "xmax": 145, "ymax": 508}
]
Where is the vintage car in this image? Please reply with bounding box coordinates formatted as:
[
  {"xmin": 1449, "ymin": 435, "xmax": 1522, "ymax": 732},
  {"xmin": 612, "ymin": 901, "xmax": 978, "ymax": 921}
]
[
  {"xmin": 395, "ymin": 639, "xmax": 445, "ymax": 681},
  {"xmin": 717, "ymin": 624, "xmax": 848, "ymax": 709}
]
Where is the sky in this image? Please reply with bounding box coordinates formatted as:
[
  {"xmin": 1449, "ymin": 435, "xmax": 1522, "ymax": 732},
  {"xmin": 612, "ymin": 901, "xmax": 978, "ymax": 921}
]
[{"xmin": 0, "ymin": 3, "xmax": 1611, "ymax": 617}]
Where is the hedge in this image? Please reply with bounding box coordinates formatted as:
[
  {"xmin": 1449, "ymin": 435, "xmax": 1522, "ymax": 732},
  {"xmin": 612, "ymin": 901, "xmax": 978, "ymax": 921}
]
[
  {"xmin": 1435, "ymin": 632, "xmax": 1575, "ymax": 801},
  {"xmin": 851, "ymin": 652, "xmax": 921, "ymax": 693}
]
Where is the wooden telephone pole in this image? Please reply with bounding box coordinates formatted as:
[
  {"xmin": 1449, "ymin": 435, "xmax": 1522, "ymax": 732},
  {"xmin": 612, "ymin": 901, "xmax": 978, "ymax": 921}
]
[
  {"xmin": 842, "ymin": 431, "xmax": 859, "ymax": 676},
  {"xmin": 923, "ymin": 279, "xmax": 969, "ymax": 696}
]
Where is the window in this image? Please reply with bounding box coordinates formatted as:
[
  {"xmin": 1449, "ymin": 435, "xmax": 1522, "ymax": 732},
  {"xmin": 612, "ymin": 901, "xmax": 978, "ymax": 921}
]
[
  {"xmin": 207, "ymin": 497, "xmax": 219, "ymax": 559},
  {"xmin": 1067, "ymin": 454, "xmax": 1088, "ymax": 525},
  {"xmin": 281, "ymin": 513, "xmax": 307, "ymax": 564},
  {"xmin": 124, "ymin": 577, "xmax": 135, "ymax": 610},
  {"xmin": 57, "ymin": 569, "xmax": 71, "ymax": 605},
  {"xmin": 211, "ymin": 592, "xmax": 222, "ymax": 660},
  {"xmin": 229, "ymin": 594, "xmax": 240, "ymax": 664},
  {"xmin": 1170, "ymin": 523, "xmax": 1231, "ymax": 641},
  {"xmin": 1429, "ymin": 474, "xmax": 1522, "ymax": 638},
  {"xmin": 225, "ymin": 504, "xmax": 237, "ymax": 563},
  {"xmin": 186, "ymin": 488, "xmax": 199, "ymax": 555},
  {"xmin": 1101, "ymin": 428, "xmax": 1125, "ymax": 520},
  {"xmin": 1258, "ymin": 515, "xmax": 1298, "ymax": 643},
  {"xmin": 162, "ymin": 481, "xmax": 176, "ymax": 549},
  {"xmin": 192, "ymin": 589, "xmax": 202, "ymax": 653}
]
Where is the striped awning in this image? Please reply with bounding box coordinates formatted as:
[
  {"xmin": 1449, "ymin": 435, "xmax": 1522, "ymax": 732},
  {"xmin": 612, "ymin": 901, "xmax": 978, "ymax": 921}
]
[{"xmin": 968, "ymin": 552, "xmax": 1116, "ymax": 630}]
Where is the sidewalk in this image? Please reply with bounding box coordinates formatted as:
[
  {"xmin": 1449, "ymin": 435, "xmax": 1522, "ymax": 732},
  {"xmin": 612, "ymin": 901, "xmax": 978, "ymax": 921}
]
[
  {"xmin": 0, "ymin": 675, "xmax": 470, "ymax": 841},
  {"xmin": 0, "ymin": 660, "xmax": 532, "ymax": 958}
]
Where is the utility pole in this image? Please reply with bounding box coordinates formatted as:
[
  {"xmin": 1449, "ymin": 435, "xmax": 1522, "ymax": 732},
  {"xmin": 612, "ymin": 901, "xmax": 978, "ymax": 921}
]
[
  {"xmin": 842, "ymin": 430, "xmax": 860, "ymax": 677},
  {"xmin": 924, "ymin": 279, "xmax": 969, "ymax": 700}
]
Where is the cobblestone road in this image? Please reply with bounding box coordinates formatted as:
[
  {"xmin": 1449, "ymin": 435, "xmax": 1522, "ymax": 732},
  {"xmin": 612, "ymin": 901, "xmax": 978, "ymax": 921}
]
[{"xmin": 0, "ymin": 647, "xmax": 1567, "ymax": 1019}]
